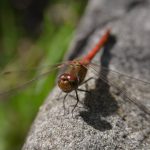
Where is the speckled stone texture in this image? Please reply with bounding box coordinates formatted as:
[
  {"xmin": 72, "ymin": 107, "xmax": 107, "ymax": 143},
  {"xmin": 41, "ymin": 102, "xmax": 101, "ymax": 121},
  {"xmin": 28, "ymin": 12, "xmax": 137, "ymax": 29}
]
[{"xmin": 22, "ymin": 0, "xmax": 150, "ymax": 149}]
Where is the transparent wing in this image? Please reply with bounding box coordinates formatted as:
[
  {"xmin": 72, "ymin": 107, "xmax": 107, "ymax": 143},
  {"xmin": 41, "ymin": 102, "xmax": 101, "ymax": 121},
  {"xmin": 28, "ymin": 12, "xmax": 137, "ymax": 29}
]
[
  {"xmin": 0, "ymin": 62, "xmax": 69, "ymax": 98},
  {"xmin": 88, "ymin": 62, "xmax": 150, "ymax": 116}
]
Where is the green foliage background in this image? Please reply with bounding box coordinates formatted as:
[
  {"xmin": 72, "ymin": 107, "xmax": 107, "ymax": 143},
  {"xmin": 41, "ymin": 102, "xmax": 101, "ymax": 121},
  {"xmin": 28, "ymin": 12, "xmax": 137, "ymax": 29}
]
[{"xmin": 0, "ymin": 0, "xmax": 87, "ymax": 149}]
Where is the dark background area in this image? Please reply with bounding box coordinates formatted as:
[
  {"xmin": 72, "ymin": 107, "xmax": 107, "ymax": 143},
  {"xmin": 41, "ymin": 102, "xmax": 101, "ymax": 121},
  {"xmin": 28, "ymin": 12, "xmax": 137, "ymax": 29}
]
[{"xmin": 0, "ymin": 0, "xmax": 87, "ymax": 149}]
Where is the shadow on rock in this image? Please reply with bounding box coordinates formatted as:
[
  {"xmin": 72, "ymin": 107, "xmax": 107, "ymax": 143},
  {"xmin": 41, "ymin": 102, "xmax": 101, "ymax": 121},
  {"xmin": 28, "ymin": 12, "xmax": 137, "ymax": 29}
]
[{"xmin": 80, "ymin": 34, "xmax": 119, "ymax": 131}]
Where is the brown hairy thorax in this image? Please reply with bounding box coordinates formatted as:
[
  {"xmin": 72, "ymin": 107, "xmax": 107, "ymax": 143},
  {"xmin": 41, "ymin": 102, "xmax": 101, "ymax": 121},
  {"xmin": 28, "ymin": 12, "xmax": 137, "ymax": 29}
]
[{"xmin": 58, "ymin": 60, "xmax": 88, "ymax": 93}]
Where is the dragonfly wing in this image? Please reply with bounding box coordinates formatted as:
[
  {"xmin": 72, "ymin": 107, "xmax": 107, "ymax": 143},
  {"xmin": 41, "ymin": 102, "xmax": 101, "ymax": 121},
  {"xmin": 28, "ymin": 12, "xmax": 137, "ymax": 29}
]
[
  {"xmin": 88, "ymin": 63, "xmax": 150, "ymax": 116},
  {"xmin": 0, "ymin": 62, "xmax": 69, "ymax": 98},
  {"xmin": 90, "ymin": 62, "xmax": 150, "ymax": 84}
]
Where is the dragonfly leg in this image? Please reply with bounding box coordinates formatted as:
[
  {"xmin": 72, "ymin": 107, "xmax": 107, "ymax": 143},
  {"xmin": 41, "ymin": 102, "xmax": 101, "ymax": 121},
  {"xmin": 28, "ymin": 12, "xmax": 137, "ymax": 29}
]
[
  {"xmin": 63, "ymin": 93, "xmax": 68, "ymax": 115},
  {"xmin": 77, "ymin": 88, "xmax": 91, "ymax": 94},
  {"xmin": 79, "ymin": 77, "xmax": 95, "ymax": 95},
  {"xmin": 71, "ymin": 90, "xmax": 80, "ymax": 117},
  {"xmin": 81, "ymin": 77, "xmax": 96, "ymax": 85},
  {"xmin": 69, "ymin": 94, "xmax": 85, "ymax": 109}
]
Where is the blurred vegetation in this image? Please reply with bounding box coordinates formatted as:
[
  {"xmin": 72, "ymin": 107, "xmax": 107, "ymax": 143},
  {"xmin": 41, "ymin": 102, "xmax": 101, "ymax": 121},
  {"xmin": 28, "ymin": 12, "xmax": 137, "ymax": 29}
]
[{"xmin": 0, "ymin": 0, "xmax": 87, "ymax": 149}]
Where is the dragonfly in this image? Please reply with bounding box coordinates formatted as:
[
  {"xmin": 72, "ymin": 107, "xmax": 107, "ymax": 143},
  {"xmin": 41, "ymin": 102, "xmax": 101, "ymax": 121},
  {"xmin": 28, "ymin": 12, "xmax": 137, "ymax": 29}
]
[{"xmin": 0, "ymin": 29, "xmax": 150, "ymax": 117}]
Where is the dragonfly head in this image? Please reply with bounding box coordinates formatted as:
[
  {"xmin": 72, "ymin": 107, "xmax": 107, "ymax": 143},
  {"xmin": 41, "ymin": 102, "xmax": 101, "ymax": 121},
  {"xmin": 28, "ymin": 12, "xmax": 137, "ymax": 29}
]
[{"xmin": 58, "ymin": 73, "xmax": 78, "ymax": 93}]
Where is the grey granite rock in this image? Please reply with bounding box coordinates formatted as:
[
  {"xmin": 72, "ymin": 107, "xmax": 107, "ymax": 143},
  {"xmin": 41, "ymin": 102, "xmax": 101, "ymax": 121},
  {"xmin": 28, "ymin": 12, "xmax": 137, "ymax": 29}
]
[{"xmin": 22, "ymin": 0, "xmax": 150, "ymax": 149}]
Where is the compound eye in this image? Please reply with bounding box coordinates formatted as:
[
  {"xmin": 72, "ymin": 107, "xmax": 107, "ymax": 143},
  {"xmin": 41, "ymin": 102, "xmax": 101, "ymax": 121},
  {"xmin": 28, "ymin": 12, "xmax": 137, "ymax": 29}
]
[{"xmin": 60, "ymin": 74, "xmax": 70, "ymax": 82}]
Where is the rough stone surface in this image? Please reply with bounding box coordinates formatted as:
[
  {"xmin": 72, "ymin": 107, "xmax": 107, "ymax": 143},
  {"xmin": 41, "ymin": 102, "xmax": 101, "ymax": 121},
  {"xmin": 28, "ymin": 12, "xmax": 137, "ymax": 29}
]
[{"xmin": 23, "ymin": 0, "xmax": 150, "ymax": 149}]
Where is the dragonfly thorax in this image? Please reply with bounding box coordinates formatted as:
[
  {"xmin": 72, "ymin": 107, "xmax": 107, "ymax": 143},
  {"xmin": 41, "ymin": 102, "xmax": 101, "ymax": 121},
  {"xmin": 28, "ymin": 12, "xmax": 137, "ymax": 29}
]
[{"xmin": 58, "ymin": 61, "xmax": 88, "ymax": 93}]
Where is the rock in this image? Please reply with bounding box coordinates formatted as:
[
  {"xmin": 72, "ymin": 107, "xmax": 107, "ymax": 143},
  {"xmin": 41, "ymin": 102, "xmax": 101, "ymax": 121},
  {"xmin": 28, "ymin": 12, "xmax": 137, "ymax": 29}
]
[{"xmin": 22, "ymin": 0, "xmax": 150, "ymax": 149}]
